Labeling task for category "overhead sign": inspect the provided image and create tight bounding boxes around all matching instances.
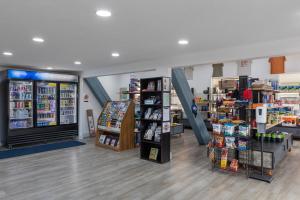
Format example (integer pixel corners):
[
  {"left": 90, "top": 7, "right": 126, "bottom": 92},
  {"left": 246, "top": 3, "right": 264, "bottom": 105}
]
[{"left": 7, "top": 69, "right": 78, "bottom": 82}]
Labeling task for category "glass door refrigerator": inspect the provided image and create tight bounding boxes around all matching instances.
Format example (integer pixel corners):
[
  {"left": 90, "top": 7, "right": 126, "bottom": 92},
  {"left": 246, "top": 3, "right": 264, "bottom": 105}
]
[
  {"left": 9, "top": 81, "right": 34, "bottom": 129},
  {"left": 6, "top": 69, "right": 79, "bottom": 148},
  {"left": 60, "top": 83, "right": 77, "bottom": 125},
  {"left": 36, "top": 82, "right": 57, "bottom": 127}
]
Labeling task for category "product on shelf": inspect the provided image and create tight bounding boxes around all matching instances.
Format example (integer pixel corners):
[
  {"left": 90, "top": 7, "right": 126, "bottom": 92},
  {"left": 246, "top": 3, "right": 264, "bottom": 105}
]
[
  {"left": 98, "top": 101, "right": 130, "bottom": 130},
  {"left": 144, "top": 108, "right": 162, "bottom": 120},
  {"left": 224, "top": 123, "right": 235, "bottom": 136},
  {"left": 281, "top": 115, "right": 298, "bottom": 127},
  {"left": 144, "top": 96, "right": 161, "bottom": 105},
  {"left": 230, "top": 159, "right": 239, "bottom": 172},
  {"left": 9, "top": 81, "right": 33, "bottom": 129},
  {"left": 36, "top": 82, "right": 57, "bottom": 127},
  {"left": 149, "top": 148, "right": 159, "bottom": 160},
  {"left": 144, "top": 122, "right": 157, "bottom": 140},
  {"left": 60, "top": 83, "right": 77, "bottom": 124},
  {"left": 212, "top": 123, "right": 223, "bottom": 134},
  {"left": 238, "top": 124, "right": 250, "bottom": 136},
  {"left": 225, "top": 137, "right": 236, "bottom": 149}
]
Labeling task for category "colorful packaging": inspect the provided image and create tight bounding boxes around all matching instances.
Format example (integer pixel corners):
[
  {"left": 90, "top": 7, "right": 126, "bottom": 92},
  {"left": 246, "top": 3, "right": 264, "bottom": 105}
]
[
  {"left": 238, "top": 139, "right": 247, "bottom": 151},
  {"left": 215, "top": 135, "right": 224, "bottom": 148},
  {"left": 225, "top": 137, "right": 236, "bottom": 149},
  {"left": 224, "top": 123, "right": 235, "bottom": 136},
  {"left": 220, "top": 148, "right": 228, "bottom": 169},
  {"left": 213, "top": 123, "right": 223, "bottom": 134},
  {"left": 230, "top": 159, "right": 239, "bottom": 172},
  {"left": 239, "top": 124, "right": 250, "bottom": 136}
]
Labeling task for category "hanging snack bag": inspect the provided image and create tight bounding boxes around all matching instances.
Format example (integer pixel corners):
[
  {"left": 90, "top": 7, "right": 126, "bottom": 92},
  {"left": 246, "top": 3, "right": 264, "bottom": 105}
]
[
  {"left": 224, "top": 123, "right": 235, "bottom": 136},
  {"left": 230, "top": 159, "right": 239, "bottom": 172},
  {"left": 213, "top": 123, "right": 223, "bottom": 134},
  {"left": 239, "top": 124, "right": 250, "bottom": 136},
  {"left": 220, "top": 148, "right": 228, "bottom": 169},
  {"left": 238, "top": 139, "right": 247, "bottom": 151},
  {"left": 225, "top": 137, "right": 236, "bottom": 149},
  {"left": 215, "top": 135, "right": 224, "bottom": 148}
]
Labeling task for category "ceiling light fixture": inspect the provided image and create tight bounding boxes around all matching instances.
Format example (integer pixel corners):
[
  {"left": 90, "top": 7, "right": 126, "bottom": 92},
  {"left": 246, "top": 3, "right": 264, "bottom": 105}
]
[
  {"left": 96, "top": 9, "right": 112, "bottom": 17},
  {"left": 2, "top": 51, "right": 13, "bottom": 56},
  {"left": 74, "top": 61, "right": 82, "bottom": 65},
  {"left": 32, "top": 37, "right": 45, "bottom": 43},
  {"left": 178, "top": 39, "right": 189, "bottom": 45},
  {"left": 46, "top": 67, "right": 53, "bottom": 70},
  {"left": 111, "top": 52, "right": 120, "bottom": 57}
]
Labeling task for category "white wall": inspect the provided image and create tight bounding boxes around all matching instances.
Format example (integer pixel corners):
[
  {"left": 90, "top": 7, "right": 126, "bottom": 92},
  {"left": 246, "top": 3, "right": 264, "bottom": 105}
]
[
  {"left": 79, "top": 79, "right": 102, "bottom": 139},
  {"left": 98, "top": 67, "right": 171, "bottom": 101}
]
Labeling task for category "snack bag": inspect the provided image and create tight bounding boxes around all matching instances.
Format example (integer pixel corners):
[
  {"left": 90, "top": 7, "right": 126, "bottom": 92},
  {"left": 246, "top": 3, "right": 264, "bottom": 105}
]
[
  {"left": 230, "top": 159, "right": 239, "bottom": 172},
  {"left": 238, "top": 139, "right": 247, "bottom": 151},
  {"left": 225, "top": 137, "right": 236, "bottom": 149},
  {"left": 239, "top": 124, "right": 250, "bottom": 136},
  {"left": 213, "top": 123, "right": 223, "bottom": 134},
  {"left": 220, "top": 148, "right": 228, "bottom": 169},
  {"left": 215, "top": 135, "right": 224, "bottom": 148},
  {"left": 224, "top": 123, "right": 235, "bottom": 136}
]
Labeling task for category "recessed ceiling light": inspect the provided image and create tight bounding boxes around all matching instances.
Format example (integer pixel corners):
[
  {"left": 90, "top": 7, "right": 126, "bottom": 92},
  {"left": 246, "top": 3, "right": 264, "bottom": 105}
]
[
  {"left": 96, "top": 9, "right": 112, "bottom": 17},
  {"left": 32, "top": 37, "right": 45, "bottom": 43},
  {"left": 178, "top": 39, "right": 189, "bottom": 45},
  {"left": 46, "top": 67, "right": 53, "bottom": 70},
  {"left": 2, "top": 51, "right": 13, "bottom": 56},
  {"left": 111, "top": 52, "right": 120, "bottom": 57},
  {"left": 74, "top": 61, "right": 82, "bottom": 65}
]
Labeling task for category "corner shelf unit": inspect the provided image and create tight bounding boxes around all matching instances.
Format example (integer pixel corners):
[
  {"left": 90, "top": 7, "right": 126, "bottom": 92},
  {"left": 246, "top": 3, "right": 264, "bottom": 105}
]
[
  {"left": 140, "top": 77, "right": 171, "bottom": 164},
  {"left": 96, "top": 101, "right": 135, "bottom": 151}
]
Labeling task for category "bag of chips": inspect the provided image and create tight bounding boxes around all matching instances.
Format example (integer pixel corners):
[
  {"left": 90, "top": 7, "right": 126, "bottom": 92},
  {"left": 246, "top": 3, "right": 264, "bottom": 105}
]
[
  {"left": 225, "top": 137, "right": 236, "bottom": 149},
  {"left": 230, "top": 159, "right": 239, "bottom": 172},
  {"left": 224, "top": 123, "right": 235, "bottom": 136},
  {"left": 213, "top": 123, "right": 223, "bottom": 134}
]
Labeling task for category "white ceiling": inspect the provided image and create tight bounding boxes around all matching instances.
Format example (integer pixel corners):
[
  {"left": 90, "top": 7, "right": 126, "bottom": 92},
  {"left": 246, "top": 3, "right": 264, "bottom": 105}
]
[{"left": 1, "top": 0, "right": 300, "bottom": 72}]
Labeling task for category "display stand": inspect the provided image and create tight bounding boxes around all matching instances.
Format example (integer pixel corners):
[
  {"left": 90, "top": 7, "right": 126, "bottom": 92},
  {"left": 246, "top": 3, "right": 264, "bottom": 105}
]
[
  {"left": 140, "top": 77, "right": 171, "bottom": 163},
  {"left": 95, "top": 101, "right": 135, "bottom": 151},
  {"left": 249, "top": 121, "right": 273, "bottom": 183}
]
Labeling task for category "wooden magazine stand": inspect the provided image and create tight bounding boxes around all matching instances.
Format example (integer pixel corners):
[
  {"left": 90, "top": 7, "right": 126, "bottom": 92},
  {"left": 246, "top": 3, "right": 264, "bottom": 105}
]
[{"left": 95, "top": 101, "right": 135, "bottom": 151}]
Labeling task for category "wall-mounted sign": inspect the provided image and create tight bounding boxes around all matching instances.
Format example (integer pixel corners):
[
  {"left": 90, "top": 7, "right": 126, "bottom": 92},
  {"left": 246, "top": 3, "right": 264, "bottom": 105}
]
[
  {"left": 7, "top": 69, "right": 78, "bottom": 82},
  {"left": 84, "top": 94, "right": 89, "bottom": 102}
]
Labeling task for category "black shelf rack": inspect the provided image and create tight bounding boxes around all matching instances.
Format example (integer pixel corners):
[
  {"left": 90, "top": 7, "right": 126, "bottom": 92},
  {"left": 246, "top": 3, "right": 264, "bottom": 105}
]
[{"left": 140, "top": 77, "right": 171, "bottom": 164}]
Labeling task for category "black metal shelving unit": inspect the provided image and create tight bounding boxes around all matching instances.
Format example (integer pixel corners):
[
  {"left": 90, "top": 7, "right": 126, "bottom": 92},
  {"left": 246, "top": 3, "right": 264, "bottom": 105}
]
[{"left": 140, "top": 77, "right": 171, "bottom": 164}]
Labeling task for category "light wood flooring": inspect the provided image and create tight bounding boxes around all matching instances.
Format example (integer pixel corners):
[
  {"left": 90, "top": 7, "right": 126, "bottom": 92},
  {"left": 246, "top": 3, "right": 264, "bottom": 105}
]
[{"left": 0, "top": 130, "right": 300, "bottom": 200}]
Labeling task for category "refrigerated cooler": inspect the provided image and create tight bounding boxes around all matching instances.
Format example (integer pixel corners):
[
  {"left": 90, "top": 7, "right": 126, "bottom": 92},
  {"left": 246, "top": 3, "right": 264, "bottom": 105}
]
[
  {"left": 5, "top": 69, "right": 79, "bottom": 148},
  {"left": 60, "top": 83, "right": 77, "bottom": 125},
  {"left": 9, "top": 81, "right": 33, "bottom": 129},
  {"left": 36, "top": 82, "right": 57, "bottom": 127}
]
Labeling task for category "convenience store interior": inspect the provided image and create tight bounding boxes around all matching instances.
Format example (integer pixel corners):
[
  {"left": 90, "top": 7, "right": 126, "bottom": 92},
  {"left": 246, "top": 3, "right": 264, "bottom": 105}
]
[{"left": 2, "top": 1, "right": 300, "bottom": 199}]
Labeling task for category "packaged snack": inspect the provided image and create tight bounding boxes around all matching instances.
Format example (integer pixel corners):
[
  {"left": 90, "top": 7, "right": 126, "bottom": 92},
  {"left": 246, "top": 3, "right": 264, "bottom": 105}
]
[
  {"left": 238, "top": 139, "right": 247, "bottom": 151},
  {"left": 225, "top": 137, "right": 236, "bottom": 149},
  {"left": 224, "top": 123, "right": 235, "bottom": 136},
  {"left": 239, "top": 124, "right": 250, "bottom": 136},
  {"left": 215, "top": 135, "right": 224, "bottom": 148},
  {"left": 230, "top": 159, "right": 239, "bottom": 172},
  {"left": 213, "top": 123, "right": 223, "bottom": 134},
  {"left": 220, "top": 148, "right": 228, "bottom": 169}
]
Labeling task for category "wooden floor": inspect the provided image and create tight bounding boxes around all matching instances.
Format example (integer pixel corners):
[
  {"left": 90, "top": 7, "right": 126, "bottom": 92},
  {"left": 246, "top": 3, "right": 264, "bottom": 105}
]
[{"left": 0, "top": 130, "right": 300, "bottom": 200}]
